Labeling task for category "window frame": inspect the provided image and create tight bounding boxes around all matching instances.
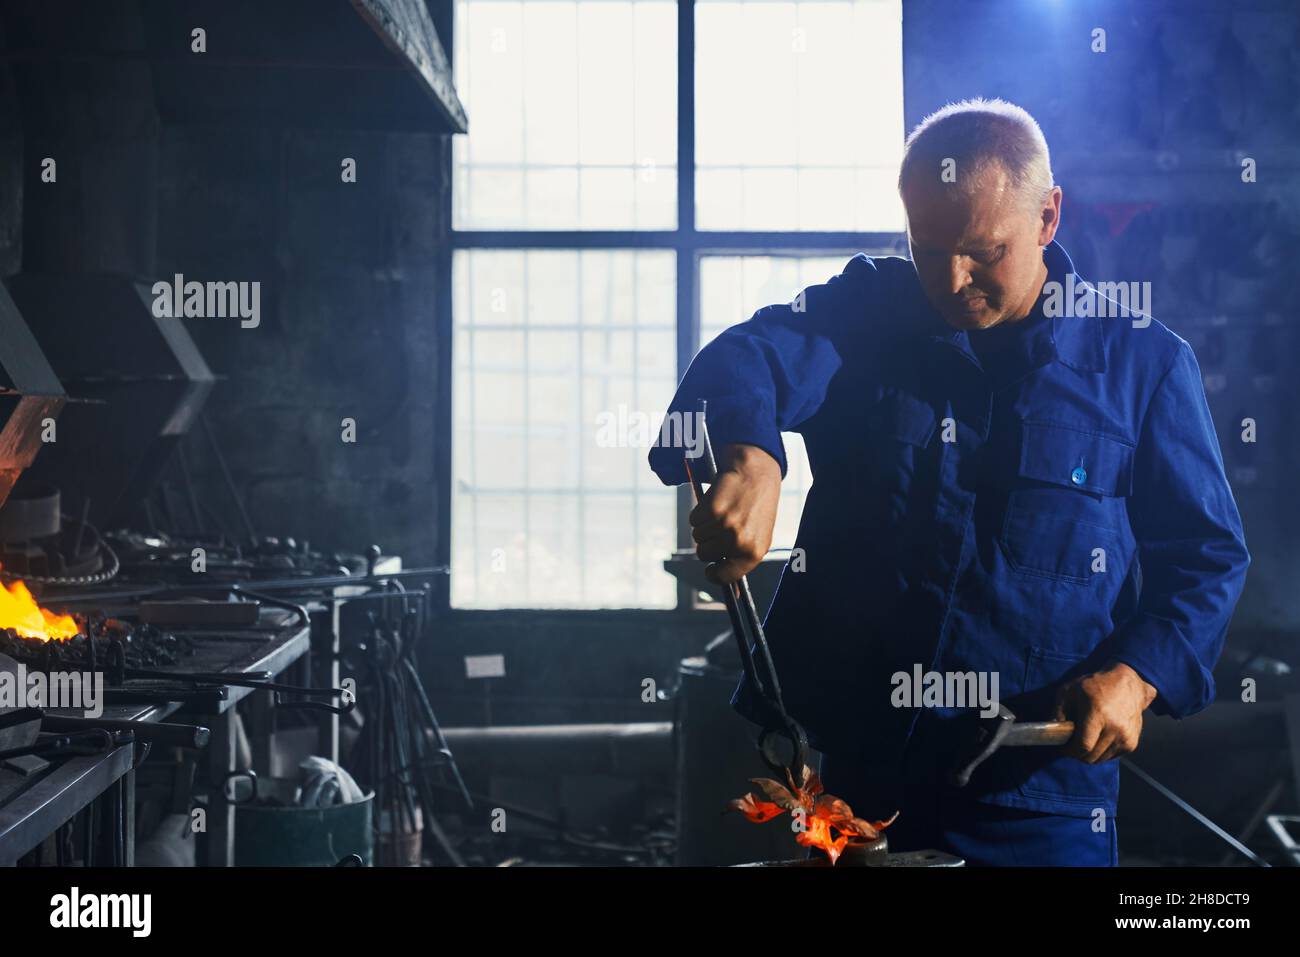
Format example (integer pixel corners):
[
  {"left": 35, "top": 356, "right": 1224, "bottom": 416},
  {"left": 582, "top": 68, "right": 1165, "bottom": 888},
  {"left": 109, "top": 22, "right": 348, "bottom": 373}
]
[{"left": 439, "top": 0, "right": 906, "bottom": 613}]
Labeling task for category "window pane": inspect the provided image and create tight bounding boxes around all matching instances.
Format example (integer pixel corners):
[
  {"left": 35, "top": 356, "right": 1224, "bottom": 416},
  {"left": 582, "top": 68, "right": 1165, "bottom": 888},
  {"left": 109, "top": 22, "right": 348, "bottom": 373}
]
[
  {"left": 453, "top": 250, "right": 677, "bottom": 608},
  {"left": 699, "top": 254, "right": 872, "bottom": 549},
  {"left": 695, "top": 0, "right": 905, "bottom": 231},
  {"left": 454, "top": 1, "right": 678, "bottom": 230}
]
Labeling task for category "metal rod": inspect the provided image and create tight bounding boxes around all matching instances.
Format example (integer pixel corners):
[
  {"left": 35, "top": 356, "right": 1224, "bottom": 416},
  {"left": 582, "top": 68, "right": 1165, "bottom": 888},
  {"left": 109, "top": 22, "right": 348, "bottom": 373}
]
[
  {"left": 176, "top": 438, "right": 205, "bottom": 537},
  {"left": 72, "top": 497, "right": 91, "bottom": 557},
  {"left": 201, "top": 414, "right": 257, "bottom": 543},
  {"left": 1121, "top": 757, "right": 1270, "bottom": 867},
  {"left": 50, "top": 567, "right": 449, "bottom": 605}
]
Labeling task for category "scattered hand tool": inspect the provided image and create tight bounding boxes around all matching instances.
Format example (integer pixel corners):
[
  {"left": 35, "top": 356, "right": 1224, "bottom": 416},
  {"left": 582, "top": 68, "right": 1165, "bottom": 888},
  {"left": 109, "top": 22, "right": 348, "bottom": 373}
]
[
  {"left": 39, "top": 714, "right": 210, "bottom": 750},
  {"left": 948, "top": 704, "right": 1074, "bottom": 787},
  {"left": 0, "top": 727, "right": 121, "bottom": 762}
]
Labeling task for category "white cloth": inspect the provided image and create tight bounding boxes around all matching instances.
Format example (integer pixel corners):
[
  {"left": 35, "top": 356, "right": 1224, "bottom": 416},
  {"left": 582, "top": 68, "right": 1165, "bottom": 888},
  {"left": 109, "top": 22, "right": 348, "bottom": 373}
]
[{"left": 297, "top": 756, "right": 365, "bottom": 806}]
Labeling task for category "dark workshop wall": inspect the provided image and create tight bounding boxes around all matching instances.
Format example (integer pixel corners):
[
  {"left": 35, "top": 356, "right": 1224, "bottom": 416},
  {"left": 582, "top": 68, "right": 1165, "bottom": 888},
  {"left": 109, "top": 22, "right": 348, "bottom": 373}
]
[
  {"left": 416, "top": 611, "right": 722, "bottom": 728},
  {"left": 154, "top": 126, "right": 445, "bottom": 565},
  {"left": 0, "top": 51, "right": 20, "bottom": 276}
]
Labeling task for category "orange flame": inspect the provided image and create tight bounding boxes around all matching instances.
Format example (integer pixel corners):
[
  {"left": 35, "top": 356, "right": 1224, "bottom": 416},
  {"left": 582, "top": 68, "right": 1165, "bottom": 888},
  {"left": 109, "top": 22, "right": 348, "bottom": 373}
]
[
  {"left": 0, "top": 579, "right": 79, "bottom": 641},
  {"left": 727, "top": 764, "right": 899, "bottom": 865}
]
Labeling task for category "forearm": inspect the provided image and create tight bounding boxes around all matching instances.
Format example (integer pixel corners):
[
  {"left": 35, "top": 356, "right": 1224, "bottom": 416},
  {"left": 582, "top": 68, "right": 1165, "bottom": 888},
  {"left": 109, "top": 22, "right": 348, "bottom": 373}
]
[{"left": 718, "top": 442, "right": 783, "bottom": 476}]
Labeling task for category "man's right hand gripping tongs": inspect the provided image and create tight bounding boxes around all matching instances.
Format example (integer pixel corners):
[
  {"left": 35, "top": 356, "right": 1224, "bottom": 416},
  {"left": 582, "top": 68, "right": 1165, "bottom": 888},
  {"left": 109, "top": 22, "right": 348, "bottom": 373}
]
[{"left": 684, "top": 400, "right": 810, "bottom": 781}]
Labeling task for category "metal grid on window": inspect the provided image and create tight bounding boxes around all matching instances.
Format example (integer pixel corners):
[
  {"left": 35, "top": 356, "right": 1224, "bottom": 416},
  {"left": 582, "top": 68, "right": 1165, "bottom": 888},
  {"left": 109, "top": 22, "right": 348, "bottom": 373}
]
[
  {"left": 694, "top": 0, "right": 905, "bottom": 232},
  {"left": 452, "top": 250, "right": 677, "bottom": 608},
  {"left": 453, "top": 0, "right": 678, "bottom": 230},
  {"left": 449, "top": 0, "right": 905, "bottom": 609}
]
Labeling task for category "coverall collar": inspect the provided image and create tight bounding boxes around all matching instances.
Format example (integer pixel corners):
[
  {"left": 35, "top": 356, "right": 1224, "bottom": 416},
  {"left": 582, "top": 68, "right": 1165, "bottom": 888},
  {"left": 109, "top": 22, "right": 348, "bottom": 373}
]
[{"left": 916, "top": 240, "right": 1106, "bottom": 379}]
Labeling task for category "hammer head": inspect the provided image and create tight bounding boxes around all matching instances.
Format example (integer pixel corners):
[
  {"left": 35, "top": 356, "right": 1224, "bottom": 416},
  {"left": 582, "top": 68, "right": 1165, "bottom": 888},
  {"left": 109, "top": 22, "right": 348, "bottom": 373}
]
[{"left": 947, "top": 704, "right": 1018, "bottom": 788}]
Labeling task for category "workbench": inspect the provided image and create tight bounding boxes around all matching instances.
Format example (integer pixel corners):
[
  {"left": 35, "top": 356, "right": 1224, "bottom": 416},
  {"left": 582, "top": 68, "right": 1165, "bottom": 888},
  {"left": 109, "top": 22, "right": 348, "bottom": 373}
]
[{"left": 0, "top": 610, "right": 312, "bottom": 867}]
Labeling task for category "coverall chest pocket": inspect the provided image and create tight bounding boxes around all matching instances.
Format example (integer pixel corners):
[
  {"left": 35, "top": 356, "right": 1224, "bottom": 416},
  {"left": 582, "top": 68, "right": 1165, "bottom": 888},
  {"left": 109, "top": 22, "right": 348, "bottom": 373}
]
[{"left": 999, "top": 423, "right": 1135, "bottom": 584}]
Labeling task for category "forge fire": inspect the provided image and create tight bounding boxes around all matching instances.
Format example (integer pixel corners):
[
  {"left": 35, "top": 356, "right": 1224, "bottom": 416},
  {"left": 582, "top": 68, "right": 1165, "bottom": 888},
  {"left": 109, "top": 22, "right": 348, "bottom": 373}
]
[
  {"left": 729, "top": 763, "right": 899, "bottom": 865},
  {"left": 0, "top": 578, "right": 78, "bottom": 641}
]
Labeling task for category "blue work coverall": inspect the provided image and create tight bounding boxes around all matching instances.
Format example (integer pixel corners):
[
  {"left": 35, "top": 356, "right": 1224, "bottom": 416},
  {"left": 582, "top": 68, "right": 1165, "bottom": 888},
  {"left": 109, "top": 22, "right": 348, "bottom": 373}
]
[{"left": 649, "top": 240, "right": 1250, "bottom": 865}]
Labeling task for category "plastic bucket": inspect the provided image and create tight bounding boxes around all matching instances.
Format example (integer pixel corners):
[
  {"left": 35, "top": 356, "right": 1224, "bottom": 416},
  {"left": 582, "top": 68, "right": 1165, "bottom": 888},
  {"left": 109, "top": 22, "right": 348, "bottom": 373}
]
[{"left": 226, "top": 773, "right": 374, "bottom": 867}]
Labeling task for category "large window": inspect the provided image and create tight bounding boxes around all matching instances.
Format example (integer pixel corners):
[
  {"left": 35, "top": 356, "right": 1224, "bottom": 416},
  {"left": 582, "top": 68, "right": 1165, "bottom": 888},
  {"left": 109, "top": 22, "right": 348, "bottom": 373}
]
[{"left": 452, "top": 0, "right": 904, "bottom": 609}]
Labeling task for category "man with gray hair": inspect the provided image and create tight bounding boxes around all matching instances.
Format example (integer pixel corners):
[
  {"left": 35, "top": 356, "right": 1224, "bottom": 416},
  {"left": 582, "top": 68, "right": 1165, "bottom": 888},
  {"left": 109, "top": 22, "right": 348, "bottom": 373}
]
[{"left": 650, "top": 98, "right": 1248, "bottom": 865}]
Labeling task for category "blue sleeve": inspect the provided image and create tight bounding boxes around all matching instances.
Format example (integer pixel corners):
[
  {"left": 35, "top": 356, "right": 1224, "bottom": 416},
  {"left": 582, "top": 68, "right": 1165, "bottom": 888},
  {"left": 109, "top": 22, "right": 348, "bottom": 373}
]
[
  {"left": 1102, "top": 340, "right": 1250, "bottom": 718},
  {"left": 647, "top": 254, "right": 879, "bottom": 485}
]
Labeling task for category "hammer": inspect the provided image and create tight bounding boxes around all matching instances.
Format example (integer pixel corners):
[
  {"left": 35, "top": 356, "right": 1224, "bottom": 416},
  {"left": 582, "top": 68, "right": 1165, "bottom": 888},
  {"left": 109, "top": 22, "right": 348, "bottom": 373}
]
[{"left": 949, "top": 705, "right": 1074, "bottom": 787}]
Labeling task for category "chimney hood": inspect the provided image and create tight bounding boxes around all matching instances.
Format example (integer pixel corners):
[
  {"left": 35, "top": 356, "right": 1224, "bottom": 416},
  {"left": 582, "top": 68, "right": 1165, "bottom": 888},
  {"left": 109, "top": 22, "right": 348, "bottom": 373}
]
[
  {"left": 4, "top": 274, "right": 215, "bottom": 530},
  {"left": 142, "top": 0, "right": 468, "bottom": 132},
  {"left": 0, "top": 284, "right": 67, "bottom": 513},
  {"left": 1, "top": 0, "right": 467, "bottom": 134}
]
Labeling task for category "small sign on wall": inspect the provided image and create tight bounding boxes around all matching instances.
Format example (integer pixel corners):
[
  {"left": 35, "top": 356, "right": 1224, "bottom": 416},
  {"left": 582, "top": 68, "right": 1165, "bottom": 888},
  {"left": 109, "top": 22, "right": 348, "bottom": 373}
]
[{"left": 464, "top": 654, "right": 505, "bottom": 679}]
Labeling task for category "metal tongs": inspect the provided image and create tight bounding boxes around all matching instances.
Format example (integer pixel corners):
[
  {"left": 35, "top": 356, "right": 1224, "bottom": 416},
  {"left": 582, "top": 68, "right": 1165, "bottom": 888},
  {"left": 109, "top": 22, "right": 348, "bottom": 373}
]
[
  {"left": 684, "top": 400, "right": 810, "bottom": 781},
  {"left": 0, "top": 728, "right": 121, "bottom": 762}
]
